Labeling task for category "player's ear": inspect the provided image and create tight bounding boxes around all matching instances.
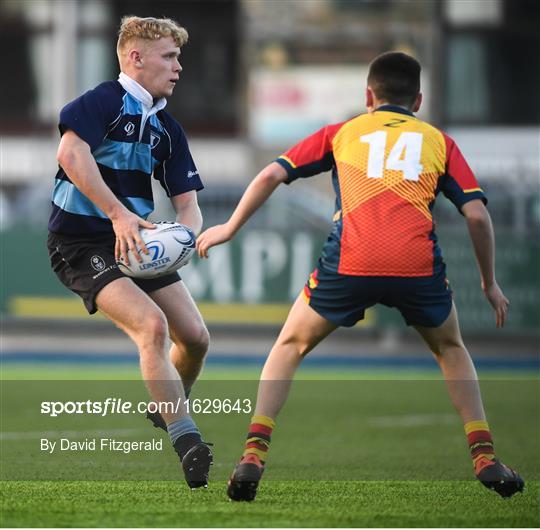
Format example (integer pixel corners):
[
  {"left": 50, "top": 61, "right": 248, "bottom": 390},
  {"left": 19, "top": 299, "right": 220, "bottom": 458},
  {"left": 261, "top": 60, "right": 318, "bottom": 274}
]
[
  {"left": 128, "top": 49, "right": 144, "bottom": 68},
  {"left": 366, "top": 86, "right": 375, "bottom": 112},
  {"left": 413, "top": 92, "right": 422, "bottom": 112}
]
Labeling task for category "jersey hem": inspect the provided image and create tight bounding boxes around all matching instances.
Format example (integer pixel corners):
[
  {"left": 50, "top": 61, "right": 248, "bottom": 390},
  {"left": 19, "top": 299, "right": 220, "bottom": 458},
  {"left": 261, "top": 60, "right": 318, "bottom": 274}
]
[{"left": 335, "top": 268, "right": 435, "bottom": 277}]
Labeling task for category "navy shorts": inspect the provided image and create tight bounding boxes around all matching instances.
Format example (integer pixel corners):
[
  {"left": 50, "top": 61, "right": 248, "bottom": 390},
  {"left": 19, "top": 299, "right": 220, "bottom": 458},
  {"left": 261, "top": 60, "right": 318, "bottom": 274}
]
[
  {"left": 303, "top": 262, "right": 453, "bottom": 328},
  {"left": 47, "top": 231, "right": 180, "bottom": 315}
]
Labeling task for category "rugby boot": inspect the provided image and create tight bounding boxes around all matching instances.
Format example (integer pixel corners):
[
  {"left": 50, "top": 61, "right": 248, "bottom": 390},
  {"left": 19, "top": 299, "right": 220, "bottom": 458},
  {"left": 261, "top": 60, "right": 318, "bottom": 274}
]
[
  {"left": 476, "top": 457, "right": 524, "bottom": 498},
  {"left": 227, "top": 454, "right": 264, "bottom": 501},
  {"left": 179, "top": 441, "right": 213, "bottom": 489},
  {"left": 147, "top": 409, "right": 212, "bottom": 489}
]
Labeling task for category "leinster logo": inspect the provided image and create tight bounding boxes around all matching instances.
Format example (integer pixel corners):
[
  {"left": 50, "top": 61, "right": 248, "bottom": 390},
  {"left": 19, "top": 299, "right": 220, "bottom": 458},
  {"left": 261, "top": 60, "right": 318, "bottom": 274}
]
[
  {"left": 90, "top": 255, "right": 106, "bottom": 272},
  {"left": 145, "top": 240, "right": 165, "bottom": 261}
]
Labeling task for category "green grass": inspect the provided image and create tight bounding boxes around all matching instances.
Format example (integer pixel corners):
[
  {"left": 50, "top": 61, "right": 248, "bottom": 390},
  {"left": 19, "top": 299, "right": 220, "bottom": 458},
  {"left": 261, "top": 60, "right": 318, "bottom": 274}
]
[
  {"left": 1, "top": 480, "right": 538, "bottom": 527},
  {"left": 1, "top": 364, "right": 539, "bottom": 526}
]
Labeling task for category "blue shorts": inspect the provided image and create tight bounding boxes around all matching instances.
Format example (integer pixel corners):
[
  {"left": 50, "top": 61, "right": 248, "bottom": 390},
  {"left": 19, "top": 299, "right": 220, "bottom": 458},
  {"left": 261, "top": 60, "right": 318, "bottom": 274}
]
[{"left": 303, "top": 262, "right": 453, "bottom": 328}]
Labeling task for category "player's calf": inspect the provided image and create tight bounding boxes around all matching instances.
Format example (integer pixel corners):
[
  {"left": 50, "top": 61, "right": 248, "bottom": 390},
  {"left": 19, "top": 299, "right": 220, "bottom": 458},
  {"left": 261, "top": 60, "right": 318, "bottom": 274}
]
[{"left": 145, "top": 388, "right": 193, "bottom": 432}]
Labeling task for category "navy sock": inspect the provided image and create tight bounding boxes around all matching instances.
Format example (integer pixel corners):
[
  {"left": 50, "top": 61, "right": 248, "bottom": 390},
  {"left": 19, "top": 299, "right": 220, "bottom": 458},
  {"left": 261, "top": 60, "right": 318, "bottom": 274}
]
[{"left": 168, "top": 416, "right": 201, "bottom": 459}]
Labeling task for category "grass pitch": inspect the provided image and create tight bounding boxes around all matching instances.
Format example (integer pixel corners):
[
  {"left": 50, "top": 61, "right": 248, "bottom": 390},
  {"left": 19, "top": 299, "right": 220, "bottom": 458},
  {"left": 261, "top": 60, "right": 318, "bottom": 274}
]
[
  {"left": 2, "top": 480, "right": 539, "bottom": 528},
  {"left": 1, "top": 363, "right": 538, "bottom": 527}
]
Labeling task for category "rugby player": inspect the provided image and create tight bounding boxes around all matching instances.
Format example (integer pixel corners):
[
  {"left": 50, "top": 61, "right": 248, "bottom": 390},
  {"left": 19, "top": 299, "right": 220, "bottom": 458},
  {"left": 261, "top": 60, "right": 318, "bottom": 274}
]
[
  {"left": 47, "top": 16, "right": 212, "bottom": 488},
  {"left": 197, "top": 52, "right": 524, "bottom": 500}
]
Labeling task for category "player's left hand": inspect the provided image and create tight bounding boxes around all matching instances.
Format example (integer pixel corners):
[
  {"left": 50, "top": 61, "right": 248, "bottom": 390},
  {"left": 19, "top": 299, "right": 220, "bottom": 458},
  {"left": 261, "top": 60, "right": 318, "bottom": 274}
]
[
  {"left": 482, "top": 281, "right": 509, "bottom": 328},
  {"left": 196, "top": 224, "right": 233, "bottom": 258}
]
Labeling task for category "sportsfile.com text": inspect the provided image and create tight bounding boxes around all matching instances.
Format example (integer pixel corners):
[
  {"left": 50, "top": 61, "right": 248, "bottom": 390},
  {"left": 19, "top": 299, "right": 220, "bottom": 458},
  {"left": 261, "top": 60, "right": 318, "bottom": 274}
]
[{"left": 40, "top": 397, "right": 253, "bottom": 417}]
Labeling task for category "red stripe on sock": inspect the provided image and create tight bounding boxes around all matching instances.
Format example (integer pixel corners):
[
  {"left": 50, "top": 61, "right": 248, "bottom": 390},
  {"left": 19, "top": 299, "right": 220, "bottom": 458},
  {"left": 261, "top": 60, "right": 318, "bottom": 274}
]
[
  {"left": 250, "top": 423, "right": 273, "bottom": 437},
  {"left": 246, "top": 441, "right": 268, "bottom": 451},
  {"left": 467, "top": 430, "right": 492, "bottom": 445},
  {"left": 471, "top": 446, "right": 494, "bottom": 457}
]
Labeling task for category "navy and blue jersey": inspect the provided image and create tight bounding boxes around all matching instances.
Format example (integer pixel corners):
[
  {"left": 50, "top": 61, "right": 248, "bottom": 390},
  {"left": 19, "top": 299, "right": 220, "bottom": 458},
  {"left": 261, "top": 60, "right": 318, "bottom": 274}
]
[{"left": 48, "top": 79, "right": 203, "bottom": 235}]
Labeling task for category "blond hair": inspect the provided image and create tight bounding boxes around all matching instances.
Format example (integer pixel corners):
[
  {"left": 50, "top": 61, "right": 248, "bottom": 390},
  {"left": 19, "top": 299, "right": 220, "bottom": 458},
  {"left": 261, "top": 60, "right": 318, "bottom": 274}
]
[{"left": 117, "top": 16, "right": 188, "bottom": 60}]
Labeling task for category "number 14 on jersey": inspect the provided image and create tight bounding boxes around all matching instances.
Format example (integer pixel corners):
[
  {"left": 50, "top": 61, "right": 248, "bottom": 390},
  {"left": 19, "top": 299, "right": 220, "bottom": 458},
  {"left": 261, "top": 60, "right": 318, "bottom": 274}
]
[{"left": 360, "top": 131, "right": 424, "bottom": 182}]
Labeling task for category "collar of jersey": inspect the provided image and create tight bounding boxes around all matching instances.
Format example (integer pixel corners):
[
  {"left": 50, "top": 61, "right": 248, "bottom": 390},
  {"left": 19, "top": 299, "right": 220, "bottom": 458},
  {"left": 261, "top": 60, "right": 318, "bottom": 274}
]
[
  {"left": 374, "top": 104, "right": 414, "bottom": 117},
  {"left": 118, "top": 72, "right": 167, "bottom": 113}
]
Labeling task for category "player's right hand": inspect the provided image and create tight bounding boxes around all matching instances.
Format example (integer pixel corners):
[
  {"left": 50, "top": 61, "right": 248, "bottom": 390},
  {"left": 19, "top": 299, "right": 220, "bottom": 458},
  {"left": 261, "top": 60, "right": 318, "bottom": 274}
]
[
  {"left": 111, "top": 210, "right": 156, "bottom": 265},
  {"left": 482, "top": 281, "right": 509, "bottom": 328},
  {"left": 196, "top": 224, "right": 233, "bottom": 258}
]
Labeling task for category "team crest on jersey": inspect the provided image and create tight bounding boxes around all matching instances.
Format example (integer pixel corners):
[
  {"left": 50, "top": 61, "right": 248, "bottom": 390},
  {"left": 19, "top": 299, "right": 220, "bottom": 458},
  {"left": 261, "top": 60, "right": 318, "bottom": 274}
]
[
  {"left": 90, "top": 255, "right": 106, "bottom": 272},
  {"left": 150, "top": 131, "right": 161, "bottom": 149},
  {"left": 124, "top": 122, "right": 135, "bottom": 136}
]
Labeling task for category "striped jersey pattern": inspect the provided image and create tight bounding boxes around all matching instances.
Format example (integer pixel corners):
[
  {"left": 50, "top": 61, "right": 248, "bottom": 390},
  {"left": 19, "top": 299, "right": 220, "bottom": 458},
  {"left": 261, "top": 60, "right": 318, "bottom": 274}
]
[{"left": 49, "top": 79, "right": 203, "bottom": 235}]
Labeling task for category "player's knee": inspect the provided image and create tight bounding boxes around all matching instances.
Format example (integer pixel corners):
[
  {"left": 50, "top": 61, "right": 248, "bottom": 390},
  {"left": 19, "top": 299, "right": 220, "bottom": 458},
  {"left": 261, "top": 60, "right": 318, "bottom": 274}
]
[
  {"left": 277, "top": 334, "right": 312, "bottom": 358},
  {"left": 433, "top": 336, "right": 466, "bottom": 357},
  {"left": 140, "top": 311, "right": 169, "bottom": 350},
  {"left": 177, "top": 324, "right": 210, "bottom": 359}
]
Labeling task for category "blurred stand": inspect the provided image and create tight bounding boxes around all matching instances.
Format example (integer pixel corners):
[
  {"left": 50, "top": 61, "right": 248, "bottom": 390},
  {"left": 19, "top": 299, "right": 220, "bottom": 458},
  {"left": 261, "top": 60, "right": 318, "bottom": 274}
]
[
  {"left": 1, "top": 0, "right": 538, "bottom": 355},
  {"left": 3, "top": 317, "right": 539, "bottom": 363}
]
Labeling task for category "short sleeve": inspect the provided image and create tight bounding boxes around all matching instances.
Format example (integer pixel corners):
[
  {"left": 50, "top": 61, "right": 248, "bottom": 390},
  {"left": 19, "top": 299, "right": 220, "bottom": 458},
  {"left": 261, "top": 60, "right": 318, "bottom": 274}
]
[
  {"left": 438, "top": 133, "right": 487, "bottom": 212},
  {"left": 58, "top": 82, "right": 122, "bottom": 151},
  {"left": 275, "top": 122, "right": 344, "bottom": 184},
  {"left": 154, "top": 115, "right": 203, "bottom": 197}
]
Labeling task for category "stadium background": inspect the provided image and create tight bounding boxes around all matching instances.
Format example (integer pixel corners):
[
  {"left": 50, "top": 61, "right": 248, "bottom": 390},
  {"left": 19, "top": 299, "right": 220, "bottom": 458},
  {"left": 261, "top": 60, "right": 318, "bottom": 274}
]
[
  {"left": 1, "top": 0, "right": 538, "bottom": 357},
  {"left": 1, "top": 1, "right": 539, "bottom": 527}
]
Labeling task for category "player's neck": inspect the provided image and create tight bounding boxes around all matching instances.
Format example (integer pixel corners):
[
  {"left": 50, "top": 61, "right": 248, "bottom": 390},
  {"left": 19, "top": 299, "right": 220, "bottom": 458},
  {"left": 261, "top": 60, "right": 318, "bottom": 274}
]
[{"left": 374, "top": 101, "right": 412, "bottom": 112}]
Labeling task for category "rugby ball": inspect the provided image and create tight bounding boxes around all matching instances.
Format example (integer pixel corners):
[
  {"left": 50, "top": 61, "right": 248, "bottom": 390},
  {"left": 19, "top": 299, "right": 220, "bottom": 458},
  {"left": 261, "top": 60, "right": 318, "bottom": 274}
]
[{"left": 117, "top": 222, "right": 196, "bottom": 279}]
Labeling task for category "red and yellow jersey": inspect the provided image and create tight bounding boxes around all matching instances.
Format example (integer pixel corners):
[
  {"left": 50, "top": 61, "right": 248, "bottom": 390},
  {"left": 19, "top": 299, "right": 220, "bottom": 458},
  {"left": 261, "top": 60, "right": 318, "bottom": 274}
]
[{"left": 276, "top": 105, "right": 486, "bottom": 277}]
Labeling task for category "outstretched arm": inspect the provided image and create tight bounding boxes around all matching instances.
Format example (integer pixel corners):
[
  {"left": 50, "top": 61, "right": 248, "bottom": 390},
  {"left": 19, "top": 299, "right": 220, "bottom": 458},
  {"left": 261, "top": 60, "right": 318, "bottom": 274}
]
[
  {"left": 461, "top": 199, "right": 509, "bottom": 327},
  {"left": 57, "top": 130, "right": 155, "bottom": 263},
  {"left": 196, "top": 162, "right": 288, "bottom": 257}
]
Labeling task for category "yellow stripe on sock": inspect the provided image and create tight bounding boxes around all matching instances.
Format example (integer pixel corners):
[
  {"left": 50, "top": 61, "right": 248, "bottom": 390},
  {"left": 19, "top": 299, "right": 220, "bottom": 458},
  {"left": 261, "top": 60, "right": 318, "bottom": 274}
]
[
  {"left": 470, "top": 442, "right": 493, "bottom": 451},
  {"left": 252, "top": 415, "right": 276, "bottom": 429},
  {"left": 464, "top": 420, "right": 490, "bottom": 435},
  {"left": 243, "top": 447, "right": 268, "bottom": 460},
  {"left": 246, "top": 437, "right": 270, "bottom": 448}
]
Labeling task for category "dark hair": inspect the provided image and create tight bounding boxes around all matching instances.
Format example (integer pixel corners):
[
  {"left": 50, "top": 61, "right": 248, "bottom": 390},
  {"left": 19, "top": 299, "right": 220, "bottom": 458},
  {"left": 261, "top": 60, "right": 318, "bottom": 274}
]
[{"left": 367, "top": 52, "right": 421, "bottom": 108}]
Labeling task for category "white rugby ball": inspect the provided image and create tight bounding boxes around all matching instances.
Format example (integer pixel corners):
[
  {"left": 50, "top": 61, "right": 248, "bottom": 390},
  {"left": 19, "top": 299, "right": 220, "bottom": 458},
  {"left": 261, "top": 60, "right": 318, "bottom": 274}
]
[{"left": 117, "top": 222, "right": 196, "bottom": 279}]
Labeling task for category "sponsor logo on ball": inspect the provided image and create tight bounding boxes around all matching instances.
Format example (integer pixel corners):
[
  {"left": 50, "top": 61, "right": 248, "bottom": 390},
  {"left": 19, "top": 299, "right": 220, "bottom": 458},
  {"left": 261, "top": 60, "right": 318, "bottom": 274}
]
[
  {"left": 138, "top": 240, "right": 170, "bottom": 272},
  {"left": 139, "top": 257, "right": 171, "bottom": 271},
  {"left": 145, "top": 240, "right": 165, "bottom": 261}
]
